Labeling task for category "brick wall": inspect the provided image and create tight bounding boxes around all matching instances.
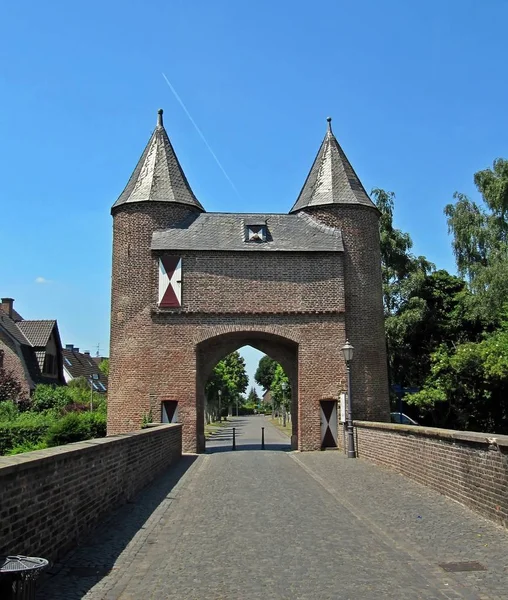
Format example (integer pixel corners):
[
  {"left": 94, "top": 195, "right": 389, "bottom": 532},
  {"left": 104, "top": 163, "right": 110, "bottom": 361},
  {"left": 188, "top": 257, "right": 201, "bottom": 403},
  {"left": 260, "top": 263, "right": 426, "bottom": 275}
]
[
  {"left": 350, "top": 421, "right": 508, "bottom": 528},
  {"left": 304, "top": 206, "right": 390, "bottom": 422},
  {"left": 110, "top": 201, "right": 389, "bottom": 453},
  {"left": 153, "top": 251, "right": 345, "bottom": 314},
  {"left": 0, "top": 334, "right": 31, "bottom": 397},
  {"left": 0, "top": 424, "right": 182, "bottom": 561},
  {"left": 109, "top": 203, "right": 351, "bottom": 452}
]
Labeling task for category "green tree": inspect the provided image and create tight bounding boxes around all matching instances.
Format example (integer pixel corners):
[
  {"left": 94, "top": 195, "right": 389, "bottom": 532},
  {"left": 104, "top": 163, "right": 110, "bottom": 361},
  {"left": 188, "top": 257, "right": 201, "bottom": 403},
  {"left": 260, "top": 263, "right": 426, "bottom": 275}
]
[
  {"left": 254, "top": 355, "right": 277, "bottom": 392},
  {"left": 270, "top": 364, "right": 291, "bottom": 412},
  {"left": 407, "top": 328, "right": 508, "bottom": 433},
  {"left": 445, "top": 158, "right": 508, "bottom": 320},
  {"left": 403, "top": 159, "right": 508, "bottom": 431},
  {"left": 246, "top": 387, "right": 260, "bottom": 406},
  {"left": 372, "top": 188, "right": 434, "bottom": 316},
  {"left": 386, "top": 270, "right": 480, "bottom": 389},
  {"left": 206, "top": 351, "right": 248, "bottom": 420},
  {"left": 99, "top": 358, "right": 109, "bottom": 376}
]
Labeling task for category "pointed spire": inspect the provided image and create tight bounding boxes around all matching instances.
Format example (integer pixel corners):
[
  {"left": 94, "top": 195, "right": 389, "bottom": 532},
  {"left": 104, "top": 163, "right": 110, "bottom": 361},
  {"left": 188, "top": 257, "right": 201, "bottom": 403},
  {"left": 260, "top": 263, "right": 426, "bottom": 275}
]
[
  {"left": 112, "top": 109, "right": 204, "bottom": 212},
  {"left": 290, "top": 118, "right": 376, "bottom": 213}
]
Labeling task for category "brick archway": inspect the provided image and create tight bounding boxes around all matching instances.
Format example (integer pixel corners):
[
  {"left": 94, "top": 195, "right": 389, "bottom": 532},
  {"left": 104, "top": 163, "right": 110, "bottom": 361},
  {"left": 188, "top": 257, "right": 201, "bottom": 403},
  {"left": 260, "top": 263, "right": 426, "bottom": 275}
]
[
  {"left": 195, "top": 331, "right": 299, "bottom": 452},
  {"left": 108, "top": 112, "right": 390, "bottom": 454}
]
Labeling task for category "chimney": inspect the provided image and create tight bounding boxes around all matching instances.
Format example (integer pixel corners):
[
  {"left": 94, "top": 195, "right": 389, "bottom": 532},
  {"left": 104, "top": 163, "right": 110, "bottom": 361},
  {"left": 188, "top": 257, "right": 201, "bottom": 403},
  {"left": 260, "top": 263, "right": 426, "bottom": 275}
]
[
  {"left": 84, "top": 351, "right": 90, "bottom": 356},
  {"left": 74, "top": 347, "right": 79, "bottom": 353},
  {"left": 66, "top": 344, "right": 74, "bottom": 351},
  {"left": 1, "top": 298, "right": 14, "bottom": 319}
]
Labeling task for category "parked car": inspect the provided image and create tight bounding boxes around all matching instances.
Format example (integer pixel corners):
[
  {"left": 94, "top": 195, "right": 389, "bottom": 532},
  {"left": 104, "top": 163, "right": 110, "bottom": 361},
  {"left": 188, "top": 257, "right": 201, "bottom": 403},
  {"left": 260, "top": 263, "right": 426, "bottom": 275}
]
[{"left": 390, "top": 412, "right": 419, "bottom": 426}]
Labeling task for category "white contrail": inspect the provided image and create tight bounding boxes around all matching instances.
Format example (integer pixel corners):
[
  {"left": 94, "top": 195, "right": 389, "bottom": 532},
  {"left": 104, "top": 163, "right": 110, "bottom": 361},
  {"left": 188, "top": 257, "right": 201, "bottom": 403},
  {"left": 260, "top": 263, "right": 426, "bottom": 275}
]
[{"left": 162, "top": 72, "right": 241, "bottom": 199}]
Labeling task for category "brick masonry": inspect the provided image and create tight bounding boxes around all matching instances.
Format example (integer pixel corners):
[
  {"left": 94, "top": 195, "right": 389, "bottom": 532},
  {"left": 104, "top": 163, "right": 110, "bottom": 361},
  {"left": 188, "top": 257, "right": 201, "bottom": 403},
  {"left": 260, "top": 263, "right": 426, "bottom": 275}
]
[
  {"left": 0, "top": 424, "right": 182, "bottom": 561},
  {"left": 108, "top": 199, "right": 390, "bottom": 453},
  {"left": 0, "top": 332, "right": 31, "bottom": 398},
  {"left": 304, "top": 205, "right": 390, "bottom": 422},
  {"left": 344, "top": 421, "right": 508, "bottom": 528}
]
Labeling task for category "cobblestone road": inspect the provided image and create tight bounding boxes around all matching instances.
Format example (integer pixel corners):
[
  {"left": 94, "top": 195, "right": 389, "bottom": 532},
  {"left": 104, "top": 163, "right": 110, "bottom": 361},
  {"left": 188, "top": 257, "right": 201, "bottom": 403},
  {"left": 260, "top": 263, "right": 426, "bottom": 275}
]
[{"left": 40, "top": 416, "right": 508, "bottom": 600}]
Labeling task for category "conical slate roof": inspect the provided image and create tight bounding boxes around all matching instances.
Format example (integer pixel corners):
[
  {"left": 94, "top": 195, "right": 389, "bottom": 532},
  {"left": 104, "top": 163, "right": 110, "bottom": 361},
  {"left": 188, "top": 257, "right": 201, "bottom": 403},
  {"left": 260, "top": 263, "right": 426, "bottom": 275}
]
[
  {"left": 290, "top": 118, "right": 376, "bottom": 213},
  {"left": 112, "top": 110, "right": 204, "bottom": 211}
]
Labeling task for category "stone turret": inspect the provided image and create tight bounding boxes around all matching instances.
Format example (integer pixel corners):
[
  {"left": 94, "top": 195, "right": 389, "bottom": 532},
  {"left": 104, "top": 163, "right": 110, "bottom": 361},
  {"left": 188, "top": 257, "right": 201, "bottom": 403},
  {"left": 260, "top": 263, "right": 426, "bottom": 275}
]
[
  {"left": 291, "top": 118, "right": 389, "bottom": 421},
  {"left": 109, "top": 110, "right": 204, "bottom": 435}
]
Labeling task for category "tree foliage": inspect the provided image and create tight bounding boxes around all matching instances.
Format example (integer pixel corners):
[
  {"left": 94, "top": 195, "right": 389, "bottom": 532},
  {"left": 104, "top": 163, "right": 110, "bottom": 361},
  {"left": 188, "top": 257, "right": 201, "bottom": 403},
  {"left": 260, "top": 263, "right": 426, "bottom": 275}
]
[
  {"left": 254, "top": 356, "right": 277, "bottom": 392},
  {"left": 99, "top": 358, "right": 109, "bottom": 376},
  {"left": 372, "top": 188, "right": 434, "bottom": 316},
  {"left": 246, "top": 387, "right": 260, "bottom": 406},
  {"left": 445, "top": 158, "right": 508, "bottom": 320},
  {"left": 205, "top": 351, "right": 248, "bottom": 418},
  {"left": 380, "top": 158, "right": 508, "bottom": 433},
  {"left": 270, "top": 364, "right": 291, "bottom": 411}
]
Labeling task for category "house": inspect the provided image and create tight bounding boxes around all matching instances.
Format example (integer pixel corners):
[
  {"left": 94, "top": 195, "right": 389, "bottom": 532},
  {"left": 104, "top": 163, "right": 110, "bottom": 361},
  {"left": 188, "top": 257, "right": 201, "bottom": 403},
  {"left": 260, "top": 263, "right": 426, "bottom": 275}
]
[
  {"left": 0, "top": 297, "right": 65, "bottom": 397},
  {"left": 262, "top": 390, "right": 272, "bottom": 406},
  {"left": 62, "top": 344, "right": 108, "bottom": 393}
]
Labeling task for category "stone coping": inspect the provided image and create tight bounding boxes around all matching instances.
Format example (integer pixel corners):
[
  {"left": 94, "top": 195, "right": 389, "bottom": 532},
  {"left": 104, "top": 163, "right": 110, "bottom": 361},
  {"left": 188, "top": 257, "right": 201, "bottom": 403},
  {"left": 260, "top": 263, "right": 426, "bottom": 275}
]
[
  {"left": 0, "top": 424, "right": 182, "bottom": 475},
  {"left": 353, "top": 421, "right": 508, "bottom": 449}
]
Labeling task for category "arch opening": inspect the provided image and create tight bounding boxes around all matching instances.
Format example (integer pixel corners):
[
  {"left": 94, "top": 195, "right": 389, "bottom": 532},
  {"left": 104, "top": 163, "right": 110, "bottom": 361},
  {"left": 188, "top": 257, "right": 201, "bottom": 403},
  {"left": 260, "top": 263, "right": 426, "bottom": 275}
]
[{"left": 195, "top": 332, "right": 299, "bottom": 452}]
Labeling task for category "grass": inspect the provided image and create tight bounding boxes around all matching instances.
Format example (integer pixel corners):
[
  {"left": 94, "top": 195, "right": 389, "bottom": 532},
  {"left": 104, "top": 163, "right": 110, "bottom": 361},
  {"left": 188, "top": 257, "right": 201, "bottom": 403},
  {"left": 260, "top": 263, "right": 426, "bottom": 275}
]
[
  {"left": 204, "top": 419, "right": 230, "bottom": 440},
  {"left": 269, "top": 417, "right": 292, "bottom": 438}
]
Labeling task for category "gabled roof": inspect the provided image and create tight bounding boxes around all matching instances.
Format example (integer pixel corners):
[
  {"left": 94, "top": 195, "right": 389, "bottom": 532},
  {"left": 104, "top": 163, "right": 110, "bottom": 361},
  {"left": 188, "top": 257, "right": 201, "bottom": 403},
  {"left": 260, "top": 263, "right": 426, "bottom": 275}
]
[
  {"left": 290, "top": 118, "right": 377, "bottom": 213},
  {"left": 17, "top": 320, "right": 56, "bottom": 347},
  {"left": 151, "top": 212, "right": 343, "bottom": 252},
  {"left": 11, "top": 308, "right": 23, "bottom": 322},
  {"left": 62, "top": 348, "right": 108, "bottom": 392},
  {"left": 112, "top": 109, "right": 204, "bottom": 212},
  {"left": 0, "top": 311, "right": 63, "bottom": 389},
  {"left": 0, "top": 312, "right": 30, "bottom": 346}
]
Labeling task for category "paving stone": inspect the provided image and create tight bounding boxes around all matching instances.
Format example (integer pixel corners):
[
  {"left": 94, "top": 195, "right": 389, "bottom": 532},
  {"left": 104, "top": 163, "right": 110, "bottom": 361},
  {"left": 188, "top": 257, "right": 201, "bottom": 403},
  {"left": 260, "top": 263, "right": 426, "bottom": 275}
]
[{"left": 39, "top": 416, "right": 508, "bottom": 600}]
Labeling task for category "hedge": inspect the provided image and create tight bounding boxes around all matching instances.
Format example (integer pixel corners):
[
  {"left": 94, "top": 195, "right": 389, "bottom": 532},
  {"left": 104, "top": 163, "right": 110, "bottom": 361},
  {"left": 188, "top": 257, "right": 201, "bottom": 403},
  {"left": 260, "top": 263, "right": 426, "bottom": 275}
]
[
  {"left": 0, "top": 422, "right": 52, "bottom": 455},
  {"left": 0, "top": 412, "right": 107, "bottom": 455},
  {"left": 45, "top": 412, "right": 106, "bottom": 447}
]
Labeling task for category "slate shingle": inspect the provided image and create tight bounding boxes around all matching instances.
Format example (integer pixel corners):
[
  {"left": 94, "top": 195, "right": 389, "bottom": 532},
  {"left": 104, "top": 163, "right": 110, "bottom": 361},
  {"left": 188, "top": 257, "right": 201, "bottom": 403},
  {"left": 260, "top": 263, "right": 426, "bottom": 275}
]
[
  {"left": 151, "top": 212, "right": 344, "bottom": 252},
  {"left": 62, "top": 348, "right": 108, "bottom": 392},
  {"left": 112, "top": 110, "right": 204, "bottom": 212},
  {"left": 290, "top": 119, "right": 377, "bottom": 213}
]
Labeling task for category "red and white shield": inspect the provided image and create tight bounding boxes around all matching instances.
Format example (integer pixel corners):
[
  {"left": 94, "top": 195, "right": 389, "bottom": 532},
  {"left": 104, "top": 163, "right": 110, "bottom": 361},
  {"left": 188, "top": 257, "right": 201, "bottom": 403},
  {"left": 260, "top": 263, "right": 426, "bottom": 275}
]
[{"left": 158, "top": 257, "right": 182, "bottom": 307}]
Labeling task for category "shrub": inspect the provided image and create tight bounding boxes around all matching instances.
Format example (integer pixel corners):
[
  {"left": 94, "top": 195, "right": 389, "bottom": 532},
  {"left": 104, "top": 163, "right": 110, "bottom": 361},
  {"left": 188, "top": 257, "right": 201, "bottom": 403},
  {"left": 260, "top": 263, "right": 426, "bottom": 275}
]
[
  {"left": 7, "top": 440, "right": 47, "bottom": 455},
  {"left": 31, "top": 384, "right": 72, "bottom": 412},
  {"left": 67, "top": 376, "right": 89, "bottom": 390},
  {"left": 0, "top": 367, "right": 27, "bottom": 402},
  {"left": 0, "top": 412, "right": 54, "bottom": 455},
  {"left": 80, "top": 412, "right": 107, "bottom": 438},
  {"left": 0, "top": 400, "right": 19, "bottom": 421},
  {"left": 94, "top": 396, "right": 107, "bottom": 415},
  {"left": 45, "top": 411, "right": 106, "bottom": 447}
]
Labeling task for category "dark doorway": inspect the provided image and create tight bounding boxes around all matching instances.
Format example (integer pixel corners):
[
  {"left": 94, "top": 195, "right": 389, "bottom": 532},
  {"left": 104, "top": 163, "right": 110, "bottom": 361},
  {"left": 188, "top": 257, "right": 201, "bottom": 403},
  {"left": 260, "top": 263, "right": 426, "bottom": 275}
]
[
  {"left": 161, "top": 400, "right": 178, "bottom": 423},
  {"left": 320, "top": 400, "right": 338, "bottom": 448}
]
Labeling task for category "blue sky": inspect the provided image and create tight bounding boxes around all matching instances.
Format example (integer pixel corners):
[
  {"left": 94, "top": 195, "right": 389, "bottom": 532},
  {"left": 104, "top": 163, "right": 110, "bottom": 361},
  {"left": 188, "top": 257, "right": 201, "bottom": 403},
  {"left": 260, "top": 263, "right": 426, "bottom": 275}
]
[{"left": 1, "top": 0, "right": 507, "bottom": 392}]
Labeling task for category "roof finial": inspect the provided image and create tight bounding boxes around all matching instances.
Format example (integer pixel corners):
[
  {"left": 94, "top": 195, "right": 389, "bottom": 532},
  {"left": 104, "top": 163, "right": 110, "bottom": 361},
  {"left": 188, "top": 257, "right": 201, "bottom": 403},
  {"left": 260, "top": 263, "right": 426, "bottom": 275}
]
[
  {"left": 327, "top": 116, "right": 332, "bottom": 133},
  {"left": 157, "top": 108, "right": 164, "bottom": 127}
]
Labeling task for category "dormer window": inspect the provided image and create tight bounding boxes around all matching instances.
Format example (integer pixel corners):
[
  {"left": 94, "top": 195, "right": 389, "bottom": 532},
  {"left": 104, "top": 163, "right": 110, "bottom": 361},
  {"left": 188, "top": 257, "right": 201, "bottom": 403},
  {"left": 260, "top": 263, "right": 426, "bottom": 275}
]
[{"left": 245, "top": 220, "right": 267, "bottom": 242}]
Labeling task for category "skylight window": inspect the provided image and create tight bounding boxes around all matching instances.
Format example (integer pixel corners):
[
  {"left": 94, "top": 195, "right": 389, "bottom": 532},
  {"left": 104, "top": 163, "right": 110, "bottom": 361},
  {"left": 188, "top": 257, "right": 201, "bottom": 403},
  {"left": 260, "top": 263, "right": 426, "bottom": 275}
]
[{"left": 65, "top": 358, "right": 72, "bottom": 366}]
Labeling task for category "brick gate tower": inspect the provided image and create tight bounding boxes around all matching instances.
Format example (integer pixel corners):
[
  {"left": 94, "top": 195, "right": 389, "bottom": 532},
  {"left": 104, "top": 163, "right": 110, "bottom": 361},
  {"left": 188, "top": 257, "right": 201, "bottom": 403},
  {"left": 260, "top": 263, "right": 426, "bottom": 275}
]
[{"left": 108, "top": 110, "right": 389, "bottom": 452}]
